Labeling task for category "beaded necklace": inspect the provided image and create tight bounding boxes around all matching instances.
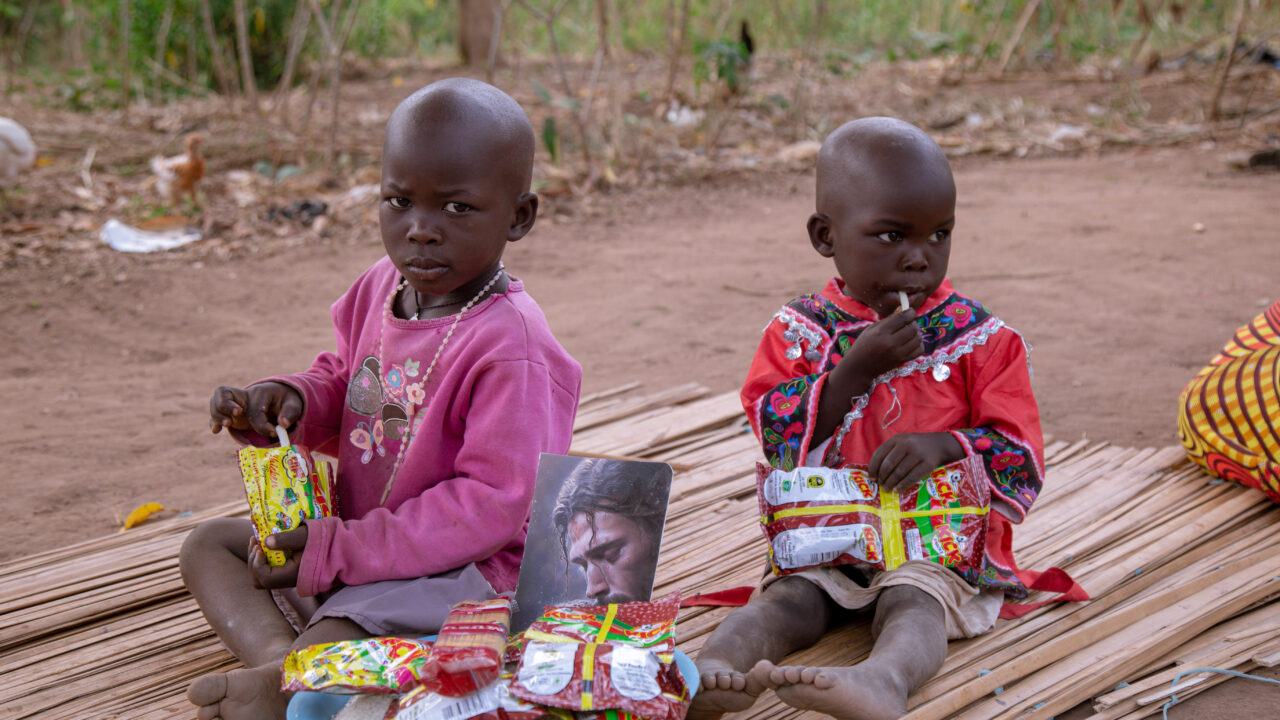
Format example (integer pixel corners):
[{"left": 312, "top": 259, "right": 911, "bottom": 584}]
[{"left": 375, "top": 262, "right": 505, "bottom": 505}]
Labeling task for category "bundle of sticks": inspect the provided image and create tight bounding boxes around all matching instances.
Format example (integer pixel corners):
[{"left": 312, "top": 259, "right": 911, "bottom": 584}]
[{"left": 1, "top": 384, "right": 1277, "bottom": 720}]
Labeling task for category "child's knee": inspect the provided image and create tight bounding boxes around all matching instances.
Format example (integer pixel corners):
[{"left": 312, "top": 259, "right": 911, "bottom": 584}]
[
  {"left": 179, "top": 517, "right": 251, "bottom": 578},
  {"left": 873, "top": 584, "right": 945, "bottom": 637},
  {"left": 762, "top": 576, "right": 830, "bottom": 613},
  {"left": 292, "top": 616, "right": 368, "bottom": 651},
  {"left": 879, "top": 584, "right": 941, "bottom": 612}
]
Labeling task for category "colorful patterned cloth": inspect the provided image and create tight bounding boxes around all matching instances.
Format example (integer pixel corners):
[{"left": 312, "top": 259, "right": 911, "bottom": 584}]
[
  {"left": 1179, "top": 300, "right": 1280, "bottom": 502},
  {"left": 742, "top": 278, "right": 1043, "bottom": 596}
]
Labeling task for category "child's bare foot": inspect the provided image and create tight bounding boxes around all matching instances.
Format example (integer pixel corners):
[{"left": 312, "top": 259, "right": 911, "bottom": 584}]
[
  {"left": 187, "top": 663, "right": 288, "bottom": 720},
  {"left": 688, "top": 657, "right": 768, "bottom": 719},
  {"left": 749, "top": 659, "right": 908, "bottom": 720}
]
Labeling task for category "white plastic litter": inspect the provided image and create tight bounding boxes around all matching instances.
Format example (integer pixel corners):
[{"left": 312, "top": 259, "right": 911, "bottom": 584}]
[
  {"left": 100, "top": 218, "right": 201, "bottom": 253},
  {"left": 1048, "top": 124, "right": 1087, "bottom": 145}
]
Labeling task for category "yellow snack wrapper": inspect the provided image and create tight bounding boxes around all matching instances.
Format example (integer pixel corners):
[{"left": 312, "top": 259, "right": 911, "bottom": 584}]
[
  {"left": 238, "top": 430, "right": 335, "bottom": 565},
  {"left": 281, "top": 637, "right": 431, "bottom": 694}
]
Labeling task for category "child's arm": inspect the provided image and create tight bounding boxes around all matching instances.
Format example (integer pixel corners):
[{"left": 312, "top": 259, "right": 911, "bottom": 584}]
[
  {"left": 812, "top": 310, "right": 923, "bottom": 445},
  {"left": 742, "top": 306, "right": 924, "bottom": 470},
  {"left": 295, "top": 358, "right": 578, "bottom": 596},
  {"left": 867, "top": 432, "right": 966, "bottom": 490},
  {"left": 246, "top": 526, "right": 308, "bottom": 590},
  {"left": 948, "top": 329, "right": 1043, "bottom": 521},
  {"left": 212, "top": 267, "right": 382, "bottom": 450},
  {"left": 209, "top": 382, "right": 303, "bottom": 437}
]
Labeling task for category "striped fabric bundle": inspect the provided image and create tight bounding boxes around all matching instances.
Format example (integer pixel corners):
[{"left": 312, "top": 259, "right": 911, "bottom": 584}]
[{"left": 1178, "top": 300, "right": 1280, "bottom": 502}]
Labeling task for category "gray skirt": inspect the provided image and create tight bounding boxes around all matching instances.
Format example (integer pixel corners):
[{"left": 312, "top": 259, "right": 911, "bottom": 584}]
[{"left": 274, "top": 563, "right": 496, "bottom": 636}]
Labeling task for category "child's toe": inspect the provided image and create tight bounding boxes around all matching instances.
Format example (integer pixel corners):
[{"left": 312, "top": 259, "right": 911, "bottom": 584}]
[{"left": 186, "top": 672, "right": 227, "bottom": 707}]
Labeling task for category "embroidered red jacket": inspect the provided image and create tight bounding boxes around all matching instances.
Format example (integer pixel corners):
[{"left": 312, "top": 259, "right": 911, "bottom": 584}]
[{"left": 742, "top": 278, "right": 1042, "bottom": 595}]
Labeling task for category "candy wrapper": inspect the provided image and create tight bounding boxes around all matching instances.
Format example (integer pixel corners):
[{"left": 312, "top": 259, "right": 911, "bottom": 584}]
[
  {"left": 509, "top": 641, "right": 688, "bottom": 720},
  {"left": 239, "top": 426, "right": 335, "bottom": 565},
  {"left": 524, "top": 592, "right": 680, "bottom": 661},
  {"left": 392, "top": 681, "right": 503, "bottom": 720},
  {"left": 281, "top": 637, "right": 432, "bottom": 694},
  {"left": 508, "top": 595, "right": 688, "bottom": 720},
  {"left": 392, "top": 672, "right": 562, "bottom": 720},
  {"left": 418, "top": 597, "right": 513, "bottom": 697},
  {"left": 757, "top": 454, "right": 989, "bottom": 575},
  {"left": 392, "top": 673, "right": 640, "bottom": 720}
]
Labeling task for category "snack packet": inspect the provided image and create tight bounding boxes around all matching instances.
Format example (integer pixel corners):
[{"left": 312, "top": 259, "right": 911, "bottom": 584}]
[
  {"left": 392, "top": 682, "right": 501, "bottom": 720},
  {"left": 508, "top": 640, "right": 688, "bottom": 720},
  {"left": 418, "top": 597, "right": 513, "bottom": 697},
  {"left": 238, "top": 425, "right": 335, "bottom": 565},
  {"left": 757, "top": 454, "right": 989, "bottom": 575},
  {"left": 523, "top": 592, "right": 680, "bottom": 661},
  {"left": 392, "top": 672, "right": 570, "bottom": 720},
  {"left": 281, "top": 637, "right": 432, "bottom": 694}
]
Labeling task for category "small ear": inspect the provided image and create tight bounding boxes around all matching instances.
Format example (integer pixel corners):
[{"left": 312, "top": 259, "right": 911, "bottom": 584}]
[
  {"left": 507, "top": 192, "right": 539, "bottom": 242},
  {"left": 808, "top": 213, "right": 834, "bottom": 257}
]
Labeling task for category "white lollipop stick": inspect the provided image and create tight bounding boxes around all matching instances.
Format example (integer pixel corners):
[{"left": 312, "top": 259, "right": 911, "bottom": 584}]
[
  {"left": 275, "top": 425, "right": 290, "bottom": 448},
  {"left": 898, "top": 291, "right": 910, "bottom": 312}
]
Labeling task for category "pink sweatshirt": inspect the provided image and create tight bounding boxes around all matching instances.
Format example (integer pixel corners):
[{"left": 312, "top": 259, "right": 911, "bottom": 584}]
[{"left": 257, "top": 258, "right": 581, "bottom": 597}]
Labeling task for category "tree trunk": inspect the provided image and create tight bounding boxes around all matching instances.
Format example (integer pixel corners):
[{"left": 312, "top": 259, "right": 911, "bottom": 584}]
[
  {"left": 273, "top": 0, "right": 313, "bottom": 123},
  {"left": 661, "top": 0, "right": 692, "bottom": 109},
  {"left": 233, "top": 0, "right": 260, "bottom": 115},
  {"left": 1208, "top": 0, "right": 1250, "bottom": 121},
  {"left": 58, "top": 0, "right": 87, "bottom": 71},
  {"left": 328, "top": 0, "right": 362, "bottom": 166},
  {"left": 459, "top": 0, "right": 501, "bottom": 67},
  {"left": 996, "top": 0, "right": 1045, "bottom": 77},
  {"left": 152, "top": 0, "right": 175, "bottom": 103},
  {"left": 120, "top": 0, "right": 131, "bottom": 109},
  {"left": 484, "top": 1, "right": 512, "bottom": 83},
  {"left": 199, "top": 0, "right": 236, "bottom": 95}
]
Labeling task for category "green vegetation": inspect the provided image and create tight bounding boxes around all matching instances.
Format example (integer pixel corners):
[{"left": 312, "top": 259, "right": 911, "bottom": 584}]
[{"left": 2, "top": 0, "right": 1273, "bottom": 110}]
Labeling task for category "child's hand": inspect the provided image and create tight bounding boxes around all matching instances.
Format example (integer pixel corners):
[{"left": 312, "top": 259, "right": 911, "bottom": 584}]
[
  {"left": 210, "top": 382, "right": 303, "bottom": 437},
  {"left": 869, "top": 432, "right": 965, "bottom": 490},
  {"left": 247, "top": 525, "right": 308, "bottom": 590},
  {"left": 841, "top": 309, "right": 924, "bottom": 382}
]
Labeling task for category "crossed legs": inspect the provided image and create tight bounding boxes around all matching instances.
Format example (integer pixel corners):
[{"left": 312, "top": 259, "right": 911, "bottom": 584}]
[{"left": 179, "top": 518, "right": 365, "bottom": 720}]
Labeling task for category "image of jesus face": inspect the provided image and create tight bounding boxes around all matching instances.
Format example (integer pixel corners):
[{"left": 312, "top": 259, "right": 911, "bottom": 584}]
[{"left": 565, "top": 509, "right": 660, "bottom": 605}]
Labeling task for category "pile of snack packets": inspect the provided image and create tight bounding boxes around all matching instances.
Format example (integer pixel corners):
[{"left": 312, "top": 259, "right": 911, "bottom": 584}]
[
  {"left": 238, "top": 427, "right": 335, "bottom": 565},
  {"left": 756, "top": 455, "right": 990, "bottom": 575},
  {"left": 281, "top": 593, "right": 691, "bottom": 720}
]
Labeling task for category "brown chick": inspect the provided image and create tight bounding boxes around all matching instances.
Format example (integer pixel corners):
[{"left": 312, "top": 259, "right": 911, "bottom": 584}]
[{"left": 151, "top": 133, "right": 205, "bottom": 208}]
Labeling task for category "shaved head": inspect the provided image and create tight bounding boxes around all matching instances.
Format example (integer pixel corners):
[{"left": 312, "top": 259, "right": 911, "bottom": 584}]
[
  {"left": 815, "top": 117, "right": 953, "bottom": 217},
  {"left": 385, "top": 78, "right": 535, "bottom": 197},
  {"left": 806, "top": 117, "right": 957, "bottom": 318}
]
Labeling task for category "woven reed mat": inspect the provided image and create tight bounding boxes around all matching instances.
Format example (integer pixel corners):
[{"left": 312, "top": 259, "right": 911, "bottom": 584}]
[{"left": 2, "top": 383, "right": 1278, "bottom": 720}]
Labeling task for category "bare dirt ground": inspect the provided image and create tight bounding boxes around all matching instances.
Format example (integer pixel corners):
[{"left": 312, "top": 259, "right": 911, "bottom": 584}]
[
  {"left": 7, "top": 145, "right": 1277, "bottom": 556},
  {"left": 2, "top": 57, "right": 1278, "bottom": 716}
]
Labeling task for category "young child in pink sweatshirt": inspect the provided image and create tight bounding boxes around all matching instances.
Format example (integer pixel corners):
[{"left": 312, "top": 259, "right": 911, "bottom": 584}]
[{"left": 181, "top": 78, "right": 581, "bottom": 720}]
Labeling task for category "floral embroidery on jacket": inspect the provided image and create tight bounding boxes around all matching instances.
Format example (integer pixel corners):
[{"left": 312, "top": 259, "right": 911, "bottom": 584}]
[
  {"left": 955, "top": 426, "right": 1042, "bottom": 514},
  {"left": 759, "top": 374, "right": 822, "bottom": 471}
]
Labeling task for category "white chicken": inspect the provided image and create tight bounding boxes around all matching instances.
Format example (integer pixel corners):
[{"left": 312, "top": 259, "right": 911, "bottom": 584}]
[{"left": 0, "top": 116, "right": 37, "bottom": 188}]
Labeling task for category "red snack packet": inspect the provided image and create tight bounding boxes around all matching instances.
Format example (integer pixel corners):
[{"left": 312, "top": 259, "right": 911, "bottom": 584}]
[
  {"left": 418, "top": 597, "right": 513, "bottom": 697},
  {"left": 757, "top": 454, "right": 989, "bottom": 575},
  {"left": 391, "top": 673, "right": 581, "bottom": 720},
  {"left": 281, "top": 637, "right": 432, "bottom": 694},
  {"left": 508, "top": 641, "right": 688, "bottom": 720},
  {"left": 523, "top": 592, "right": 680, "bottom": 659},
  {"left": 391, "top": 682, "right": 501, "bottom": 720}
]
